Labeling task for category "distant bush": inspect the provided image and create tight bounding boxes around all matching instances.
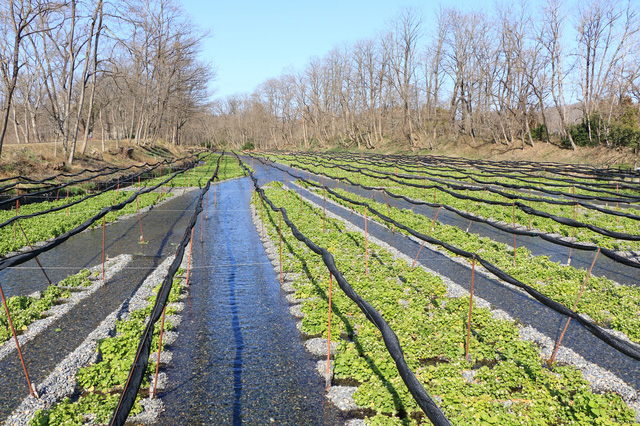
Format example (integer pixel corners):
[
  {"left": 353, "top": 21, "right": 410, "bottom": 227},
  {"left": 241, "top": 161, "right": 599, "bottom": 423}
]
[
  {"left": 241, "top": 140, "right": 255, "bottom": 150},
  {"left": 530, "top": 123, "right": 548, "bottom": 141},
  {"left": 561, "top": 107, "right": 640, "bottom": 149}
]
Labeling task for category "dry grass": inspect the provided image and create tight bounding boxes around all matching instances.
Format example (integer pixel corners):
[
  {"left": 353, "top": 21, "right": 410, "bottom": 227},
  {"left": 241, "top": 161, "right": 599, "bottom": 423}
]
[
  {"left": 374, "top": 136, "right": 638, "bottom": 168},
  {"left": 0, "top": 139, "right": 191, "bottom": 180}
]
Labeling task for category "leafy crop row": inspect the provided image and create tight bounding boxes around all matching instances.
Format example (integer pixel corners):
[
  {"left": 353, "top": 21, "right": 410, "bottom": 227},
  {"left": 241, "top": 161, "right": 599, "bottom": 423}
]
[
  {"left": 287, "top": 153, "right": 639, "bottom": 199},
  {"left": 281, "top": 156, "right": 640, "bottom": 251},
  {"left": 143, "top": 153, "right": 246, "bottom": 188},
  {"left": 0, "top": 269, "right": 94, "bottom": 344},
  {"left": 254, "top": 182, "right": 638, "bottom": 425},
  {"left": 30, "top": 268, "right": 186, "bottom": 425},
  {"left": 308, "top": 182, "right": 640, "bottom": 347},
  {"left": 0, "top": 190, "right": 173, "bottom": 257}
]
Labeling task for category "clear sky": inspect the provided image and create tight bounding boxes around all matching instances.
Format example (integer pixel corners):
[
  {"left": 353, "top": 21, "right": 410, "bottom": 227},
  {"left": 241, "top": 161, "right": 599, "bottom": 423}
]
[{"left": 180, "top": 0, "right": 480, "bottom": 101}]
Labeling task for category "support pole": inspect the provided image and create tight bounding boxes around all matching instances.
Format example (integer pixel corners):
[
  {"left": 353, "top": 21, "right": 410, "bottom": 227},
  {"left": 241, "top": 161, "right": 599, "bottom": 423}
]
[
  {"left": 150, "top": 305, "right": 167, "bottom": 399},
  {"left": 365, "top": 206, "right": 369, "bottom": 276},
  {"left": 466, "top": 255, "right": 476, "bottom": 362},
  {"left": 549, "top": 248, "right": 600, "bottom": 365},
  {"left": 512, "top": 203, "right": 516, "bottom": 267},
  {"left": 326, "top": 271, "right": 333, "bottom": 389},
  {"left": 323, "top": 187, "right": 326, "bottom": 233},
  {"left": 279, "top": 210, "right": 283, "bottom": 283},
  {"left": 411, "top": 206, "right": 441, "bottom": 269},
  {"left": 16, "top": 221, "right": 52, "bottom": 285},
  {"left": 136, "top": 196, "right": 145, "bottom": 243},
  {"left": 0, "top": 283, "right": 38, "bottom": 398},
  {"left": 102, "top": 217, "right": 106, "bottom": 284},
  {"left": 14, "top": 200, "right": 19, "bottom": 240}
]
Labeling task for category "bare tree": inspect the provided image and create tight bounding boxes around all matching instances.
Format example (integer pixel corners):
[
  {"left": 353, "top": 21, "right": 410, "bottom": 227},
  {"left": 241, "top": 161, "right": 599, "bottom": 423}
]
[{"left": 0, "top": 0, "right": 61, "bottom": 156}]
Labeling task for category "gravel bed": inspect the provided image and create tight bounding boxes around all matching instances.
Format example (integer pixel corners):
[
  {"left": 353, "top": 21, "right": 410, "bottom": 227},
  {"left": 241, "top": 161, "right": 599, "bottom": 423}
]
[
  {"left": 250, "top": 201, "right": 359, "bottom": 421},
  {"left": 4, "top": 253, "right": 191, "bottom": 426},
  {"left": 297, "top": 183, "right": 640, "bottom": 421},
  {"left": 327, "top": 386, "right": 360, "bottom": 412},
  {"left": 305, "top": 338, "right": 338, "bottom": 357},
  {"left": 289, "top": 305, "right": 304, "bottom": 318},
  {"left": 0, "top": 254, "right": 132, "bottom": 363}
]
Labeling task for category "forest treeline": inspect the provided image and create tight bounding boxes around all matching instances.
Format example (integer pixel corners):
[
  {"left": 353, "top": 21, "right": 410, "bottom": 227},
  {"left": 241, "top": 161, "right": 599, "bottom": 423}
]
[
  {"left": 1, "top": 0, "right": 639, "bottom": 159},
  {"left": 211, "top": 0, "right": 640, "bottom": 152},
  {"left": 0, "top": 0, "right": 212, "bottom": 163}
]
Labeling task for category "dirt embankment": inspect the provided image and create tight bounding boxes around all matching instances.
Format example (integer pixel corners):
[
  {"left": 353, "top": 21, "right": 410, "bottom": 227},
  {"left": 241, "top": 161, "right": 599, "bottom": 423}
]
[
  {"left": 429, "top": 139, "right": 638, "bottom": 167},
  {"left": 2, "top": 137, "right": 637, "bottom": 180},
  {"left": 0, "top": 140, "right": 194, "bottom": 181}
]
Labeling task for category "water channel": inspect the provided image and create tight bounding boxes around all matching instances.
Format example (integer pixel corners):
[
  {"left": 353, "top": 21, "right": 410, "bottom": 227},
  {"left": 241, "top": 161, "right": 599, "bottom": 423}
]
[{"left": 0, "top": 170, "right": 346, "bottom": 424}]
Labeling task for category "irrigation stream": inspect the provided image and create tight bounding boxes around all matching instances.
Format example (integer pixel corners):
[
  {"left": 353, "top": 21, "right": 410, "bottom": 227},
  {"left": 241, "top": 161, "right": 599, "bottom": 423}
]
[
  {"left": 0, "top": 189, "right": 200, "bottom": 421},
  {"left": 158, "top": 177, "right": 345, "bottom": 425},
  {"left": 248, "top": 158, "right": 640, "bottom": 393},
  {"left": 0, "top": 177, "right": 346, "bottom": 424}
]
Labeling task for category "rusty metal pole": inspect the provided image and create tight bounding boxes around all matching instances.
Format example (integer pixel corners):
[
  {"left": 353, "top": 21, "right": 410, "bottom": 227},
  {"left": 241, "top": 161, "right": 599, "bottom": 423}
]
[
  {"left": 549, "top": 248, "right": 601, "bottom": 365},
  {"left": 114, "top": 178, "right": 120, "bottom": 204},
  {"left": 466, "top": 189, "right": 469, "bottom": 213},
  {"left": 616, "top": 183, "right": 619, "bottom": 225},
  {"left": 323, "top": 187, "right": 326, "bottom": 233},
  {"left": 14, "top": 199, "right": 19, "bottom": 240},
  {"left": 101, "top": 215, "right": 106, "bottom": 283},
  {"left": 16, "top": 221, "right": 52, "bottom": 285},
  {"left": 326, "top": 271, "right": 333, "bottom": 389},
  {"left": 466, "top": 255, "right": 476, "bottom": 362},
  {"left": 0, "top": 283, "right": 38, "bottom": 398},
  {"left": 151, "top": 305, "right": 167, "bottom": 399},
  {"left": 136, "top": 196, "right": 145, "bottom": 243},
  {"left": 364, "top": 206, "right": 369, "bottom": 276},
  {"left": 157, "top": 186, "right": 167, "bottom": 204},
  {"left": 411, "top": 206, "right": 441, "bottom": 269},
  {"left": 512, "top": 203, "right": 517, "bottom": 267},
  {"left": 279, "top": 210, "right": 283, "bottom": 283}
]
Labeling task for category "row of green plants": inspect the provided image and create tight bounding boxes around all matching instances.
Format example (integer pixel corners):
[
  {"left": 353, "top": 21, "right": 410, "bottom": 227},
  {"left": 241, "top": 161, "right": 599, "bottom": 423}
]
[
  {"left": 254, "top": 181, "right": 639, "bottom": 425},
  {"left": 0, "top": 190, "right": 173, "bottom": 257},
  {"left": 282, "top": 157, "right": 640, "bottom": 251},
  {"left": 0, "top": 153, "right": 248, "bottom": 258},
  {"left": 281, "top": 153, "right": 639, "bottom": 201},
  {"left": 30, "top": 268, "right": 186, "bottom": 425},
  {"left": 142, "top": 153, "right": 246, "bottom": 188},
  {"left": 304, "top": 181, "right": 640, "bottom": 346},
  {"left": 0, "top": 269, "right": 94, "bottom": 344}
]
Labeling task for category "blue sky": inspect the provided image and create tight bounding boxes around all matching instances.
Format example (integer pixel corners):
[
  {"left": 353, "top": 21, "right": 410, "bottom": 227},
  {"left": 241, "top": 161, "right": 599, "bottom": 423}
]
[
  {"left": 182, "top": 0, "right": 552, "bottom": 100},
  {"left": 180, "top": 0, "right": 478, "bottom": 100}
]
